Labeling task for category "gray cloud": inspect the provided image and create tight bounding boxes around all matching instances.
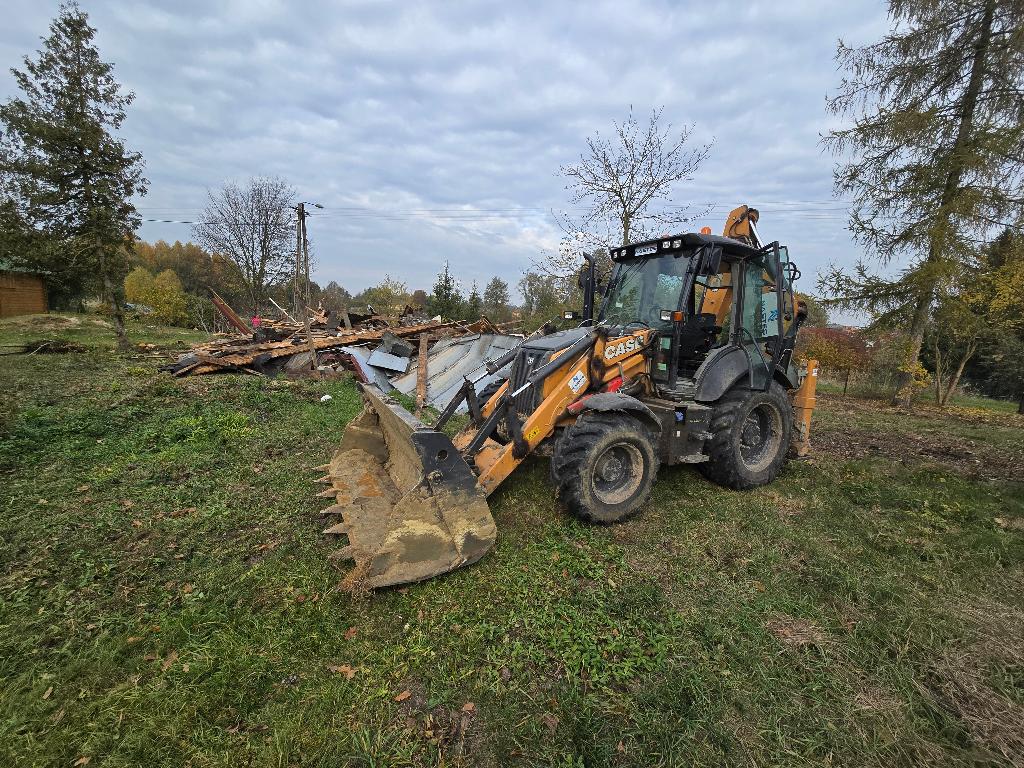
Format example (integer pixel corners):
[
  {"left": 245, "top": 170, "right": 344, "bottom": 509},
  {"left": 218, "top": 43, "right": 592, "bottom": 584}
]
[{"left": 1, "top": 0, "right": 889, "bottom": 307}]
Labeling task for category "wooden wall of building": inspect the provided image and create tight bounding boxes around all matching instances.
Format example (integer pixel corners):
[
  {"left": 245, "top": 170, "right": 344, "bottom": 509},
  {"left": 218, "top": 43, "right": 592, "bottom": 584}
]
[{"left": 0, "top": 271, "right": 48, "bottom": 318}]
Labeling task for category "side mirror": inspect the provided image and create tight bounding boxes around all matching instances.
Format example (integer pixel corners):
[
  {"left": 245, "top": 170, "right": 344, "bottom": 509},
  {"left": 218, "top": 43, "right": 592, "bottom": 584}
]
[{"left": 700, "top": 245, "right": 723, "bottom": 276}]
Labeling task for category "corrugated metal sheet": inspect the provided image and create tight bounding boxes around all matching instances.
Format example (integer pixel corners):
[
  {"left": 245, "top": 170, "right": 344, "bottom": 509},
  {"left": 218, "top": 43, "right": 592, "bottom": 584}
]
[
  {"left": 391, "top": 333, "right": 522, "bottom": 413},
  {"left": 366, "top": 348, "right": 411, "bottom": 374},
  {"left": 339, "top": 346, "right": 394, "bottom": 390}
]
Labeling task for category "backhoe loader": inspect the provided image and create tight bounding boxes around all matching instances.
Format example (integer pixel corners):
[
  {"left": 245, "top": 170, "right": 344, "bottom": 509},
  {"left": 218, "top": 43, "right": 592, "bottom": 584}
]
[{"left": 315, "top": 206, "right": 819, "bottom": 589}]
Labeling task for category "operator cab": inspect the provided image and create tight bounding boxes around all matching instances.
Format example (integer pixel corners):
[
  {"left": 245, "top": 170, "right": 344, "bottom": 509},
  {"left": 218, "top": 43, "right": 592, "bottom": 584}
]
[{"left": 598, "top": 231, "right": 802, "bottom": 400}]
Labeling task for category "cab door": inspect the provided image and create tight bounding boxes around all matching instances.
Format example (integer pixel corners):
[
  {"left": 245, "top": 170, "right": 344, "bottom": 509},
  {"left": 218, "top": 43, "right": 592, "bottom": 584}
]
[{"left": 735, "top": 244, "right": 785, "bottom": 390}]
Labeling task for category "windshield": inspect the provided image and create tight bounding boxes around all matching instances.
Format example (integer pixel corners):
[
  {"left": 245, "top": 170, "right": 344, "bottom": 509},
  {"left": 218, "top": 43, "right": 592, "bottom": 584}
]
[{"left": 601, "top": 252, "right": 694, "bottom": 330}]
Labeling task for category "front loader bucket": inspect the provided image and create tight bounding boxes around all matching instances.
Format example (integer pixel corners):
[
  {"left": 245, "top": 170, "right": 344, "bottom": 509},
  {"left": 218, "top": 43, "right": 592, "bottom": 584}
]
[{"left": 316, "top": 384, "right": 496, "bottom": 590}]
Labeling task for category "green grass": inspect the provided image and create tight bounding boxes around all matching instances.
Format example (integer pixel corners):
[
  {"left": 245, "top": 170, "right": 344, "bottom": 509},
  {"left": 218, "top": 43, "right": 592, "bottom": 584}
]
[
  {"left": 2, "top": 314, "right": 1023, "bottom": 767},
  {"left": 817, "top": 378, "right": 1020, "bottom": 414}
]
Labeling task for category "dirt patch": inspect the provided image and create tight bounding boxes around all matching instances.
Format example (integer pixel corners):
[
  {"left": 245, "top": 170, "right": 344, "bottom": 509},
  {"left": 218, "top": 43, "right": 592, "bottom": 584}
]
[
  {"left": 0, "top": 314, "right": 81, "bottom": 331},
  {"left": 814, "top": 395, "right": 1024, "bottom": 481},
  {"left": 765, "top": 614, "right": 829, "bottom": 650},
  {"left": 392, "top": 679, "right": 483, "bottom": 765}
]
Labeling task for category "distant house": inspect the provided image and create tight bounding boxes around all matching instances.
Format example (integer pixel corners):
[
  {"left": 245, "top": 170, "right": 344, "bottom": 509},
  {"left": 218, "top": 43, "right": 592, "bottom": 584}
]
[{"left": 0, "top": 262, "right": 48, "bottom": 318}]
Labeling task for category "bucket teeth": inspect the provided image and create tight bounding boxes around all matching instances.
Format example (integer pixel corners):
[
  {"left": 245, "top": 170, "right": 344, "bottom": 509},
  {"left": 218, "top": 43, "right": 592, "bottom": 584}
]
[
  {"left": 323, "top": 521, "right": 349, "bottom": 535},
  {"left": 315, "top": 475, "right": 333, "bottom": 484},
  {"left": 313, "top": 464, "right": 330, "bottom": 472},
  {"left": 328, "top": 545, "right": 355, "bottom": 562},
  {"left": 316, "top": 488, "right": 338, "bottom": 498},
  {"left": 320, "top": 504, "right": 347, "bottom": 516}
]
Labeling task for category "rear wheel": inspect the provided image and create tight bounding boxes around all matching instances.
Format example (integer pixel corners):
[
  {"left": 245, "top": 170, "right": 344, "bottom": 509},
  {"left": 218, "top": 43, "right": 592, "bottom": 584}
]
[
  {"left": 554, "top": 411, "right": 659, "bottom": 524},
  {"left": 699, "top": 382, "right": 792, "bottom": 489}
]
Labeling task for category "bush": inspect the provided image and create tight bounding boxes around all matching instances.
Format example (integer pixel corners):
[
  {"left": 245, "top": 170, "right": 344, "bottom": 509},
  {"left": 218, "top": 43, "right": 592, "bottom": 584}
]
[{"left": 124, "top": 266, "right": 189, "bottom": 325}]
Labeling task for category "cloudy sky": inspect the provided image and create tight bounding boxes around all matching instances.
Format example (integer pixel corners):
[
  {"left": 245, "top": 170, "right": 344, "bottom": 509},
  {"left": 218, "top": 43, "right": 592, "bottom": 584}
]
[{"left": 1, "top": 0, "right": 889, "bottom": 304}]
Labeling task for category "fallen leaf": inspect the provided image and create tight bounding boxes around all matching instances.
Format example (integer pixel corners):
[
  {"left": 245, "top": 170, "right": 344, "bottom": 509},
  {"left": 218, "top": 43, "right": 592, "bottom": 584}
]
[
  {"left": 343, "top": 626, "right": 358, "bottom": 641},
  {"left": 161, "top": 650, "right": 178, "bottom": 672},
  {"left": 42, "top": 686, "right": 53, "bottom": 700},
  {"left": 181, "top": 583, "right": 194, "bottom": 595},
  {"left": 76, "top": 485, "right": 90, "bottom": 493},
  {"left": 540, "top": 713, "right": 559, "bottom": 733},
  {"left": 226, "top": 723, "right": 241, "bottom": 734},
  {"left": 121, "top": 500, "right": 134, "bottom": 509},
  {"left": 551, "top": 551, "right": 560, "bottom": 561},
  {"left": 461, "top": 701, "right": 475, "bottom": 713},
  {"left": 752, "top": 580, "right": 766, "bottom": 592},
  {"left": 617, "top": 740, "right": 626, "bottom": 754},
  {"left": 73, "top": 758, "right": 90, "bottom": 766},
  {"left": 52, "top": 708, "right": 65, "bottom": 724},
  {"left": 327, "top": 664, "right": 356, "bottom": 679},
  {"left": 130, "top": 519, "right": 143, "bottom": 528},
  {"left": 143, "top": 653, "right": 159, "bottom": 662},
  {"left": 85, "top": 623, "right": 97, "bottom": 630},
  {"left": 394, "top": 690, "right": 412, "bottom": 703},
  {"left": 181, "top": 663, "right": 190, "bottom": 673}
]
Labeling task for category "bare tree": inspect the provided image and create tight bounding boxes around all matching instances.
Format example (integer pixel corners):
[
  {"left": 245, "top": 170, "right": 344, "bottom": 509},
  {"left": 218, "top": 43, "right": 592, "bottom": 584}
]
[
  {"left": 543, "top": 108, "right": 713, "bottom": 277},
  {"left": 194, "top": 176, "right": 295, "bottom": 313}
]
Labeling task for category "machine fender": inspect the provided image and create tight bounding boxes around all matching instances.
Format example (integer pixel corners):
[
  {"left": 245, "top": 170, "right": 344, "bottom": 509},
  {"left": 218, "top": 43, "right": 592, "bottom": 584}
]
[
  {"left": 573, "top": 392, "right": 662, "bottom": 434},
  {"left": 693, "top": 345, "right": 749, "bottom": 402},
  {"left": 775, "top": 362, "right": 799, "bottom": 391}
]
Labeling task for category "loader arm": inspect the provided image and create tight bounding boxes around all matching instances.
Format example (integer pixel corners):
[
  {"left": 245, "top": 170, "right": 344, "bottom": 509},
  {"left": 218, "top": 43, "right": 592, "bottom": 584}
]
[{"left": 466, "top": 328, "right": 654, "bottom": 495}]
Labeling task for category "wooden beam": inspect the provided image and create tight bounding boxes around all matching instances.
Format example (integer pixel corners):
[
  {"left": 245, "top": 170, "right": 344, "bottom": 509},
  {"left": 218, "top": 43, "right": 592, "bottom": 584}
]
[{"left": 416, "top": 333, "right": 429, "bottom": 412}]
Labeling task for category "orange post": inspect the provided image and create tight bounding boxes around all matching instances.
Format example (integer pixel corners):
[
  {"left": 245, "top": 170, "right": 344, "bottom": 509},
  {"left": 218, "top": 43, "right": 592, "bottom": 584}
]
[{"left": 790, "top": 358, "right": 818, "bottom": 458}]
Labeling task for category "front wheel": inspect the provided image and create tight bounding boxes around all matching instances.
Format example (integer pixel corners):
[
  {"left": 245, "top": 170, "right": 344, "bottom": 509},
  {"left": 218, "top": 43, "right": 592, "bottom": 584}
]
[
  {"left": 553, "top": 411, "right": 659, "bottom": 524},
  {"left": 699, "top": 382, "right": 793, "bottom": 490}
]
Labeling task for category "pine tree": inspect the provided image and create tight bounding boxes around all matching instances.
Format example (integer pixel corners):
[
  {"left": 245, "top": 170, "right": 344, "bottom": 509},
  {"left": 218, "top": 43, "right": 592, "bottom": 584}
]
[
  {"left": 465, "top": 280, "right": 482, "bottom": 320},
  {"left": 428, "top": 262, "right": 464, "bottom": 320},
  {"left": 822, "top": 0, "right": 1024, "bottom": 406},
  {"left": 482, "top": 276, "right": 511, "bottom": 322},
  {"left": 0, "top": 3, "right": 148, "bottom": 348}
]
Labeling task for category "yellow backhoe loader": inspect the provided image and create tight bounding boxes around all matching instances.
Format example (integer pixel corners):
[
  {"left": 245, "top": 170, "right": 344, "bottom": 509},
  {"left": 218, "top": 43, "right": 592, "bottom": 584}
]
[{"left": 315, "top": 206, "right": 819, "bottom": 589}]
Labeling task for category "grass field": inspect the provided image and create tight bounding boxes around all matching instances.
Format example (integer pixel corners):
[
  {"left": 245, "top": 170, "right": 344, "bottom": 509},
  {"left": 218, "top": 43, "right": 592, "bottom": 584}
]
[{"left": 2, "top": 315, "right": 1023, "bottom": 768}]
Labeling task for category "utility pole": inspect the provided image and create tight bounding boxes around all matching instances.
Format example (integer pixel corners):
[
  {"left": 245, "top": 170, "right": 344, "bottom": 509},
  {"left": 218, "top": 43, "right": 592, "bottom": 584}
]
[
  {"left": 294, "top": 202, "right": 304, "bottom": 320},
  {"left": 294, "top": 201, "right": 322, "bottom": 373}
]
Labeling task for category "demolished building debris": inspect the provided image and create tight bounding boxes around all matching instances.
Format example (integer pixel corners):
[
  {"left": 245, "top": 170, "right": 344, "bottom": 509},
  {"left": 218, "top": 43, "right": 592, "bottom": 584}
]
[{"left": 164, "top": 300, "right": 525, "bottom": 409}]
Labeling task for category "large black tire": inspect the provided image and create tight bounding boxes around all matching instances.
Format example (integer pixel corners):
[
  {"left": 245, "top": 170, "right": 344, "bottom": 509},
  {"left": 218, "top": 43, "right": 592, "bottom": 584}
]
[
  {"left": 699, "top": 381, "right": 793, "bottom": 490},
  {"left": 477, "top": 377, "right": 505, "bottom": 408},
  {"left": 475, "top": 378, "right": 508, "bottom": 443},
  {"left": 553, "top": 411, "right": 659, "bottom": 524}
]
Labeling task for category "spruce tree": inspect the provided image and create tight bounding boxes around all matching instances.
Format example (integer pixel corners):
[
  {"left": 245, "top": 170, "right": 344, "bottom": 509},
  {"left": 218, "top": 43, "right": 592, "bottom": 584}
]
[
  {"left": 428, "top": 262, "right": 464, "bottom": 320},
  {"left": 465, "top": 280, "right": 482, "bottom": 320},
  {"left": 822, "top": 0, "right": 1024, "bottom": 405},
  {"left": 0, "top": 2, "right": 148, "bottom": 347}
]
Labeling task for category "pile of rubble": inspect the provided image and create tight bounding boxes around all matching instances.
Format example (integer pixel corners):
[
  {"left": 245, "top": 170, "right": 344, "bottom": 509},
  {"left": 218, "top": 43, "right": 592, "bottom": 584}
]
[{"left": 164, "top": 299, "right": 523, "bottom": 412}]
